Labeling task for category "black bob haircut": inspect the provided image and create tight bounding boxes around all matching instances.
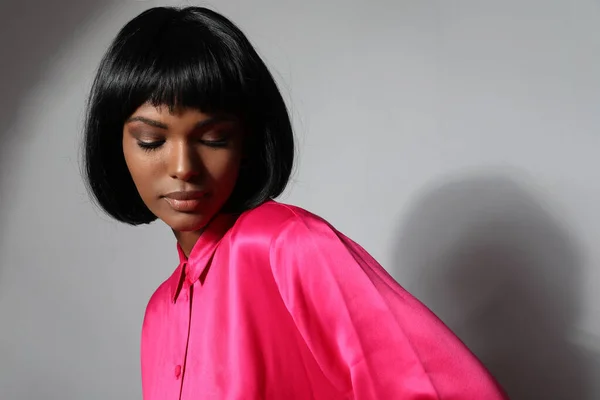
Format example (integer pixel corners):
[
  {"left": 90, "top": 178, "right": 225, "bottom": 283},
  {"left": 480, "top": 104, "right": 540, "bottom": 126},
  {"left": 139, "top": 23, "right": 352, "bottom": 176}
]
[{"left": 83, "top": 6, "right": 294, "bottom": 225}]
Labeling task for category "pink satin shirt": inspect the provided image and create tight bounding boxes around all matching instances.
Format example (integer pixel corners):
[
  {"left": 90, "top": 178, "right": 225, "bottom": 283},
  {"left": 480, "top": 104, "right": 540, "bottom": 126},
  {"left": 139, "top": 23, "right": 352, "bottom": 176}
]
[{"left": 141, "top": 200, "right": 507, "bottom": 399}]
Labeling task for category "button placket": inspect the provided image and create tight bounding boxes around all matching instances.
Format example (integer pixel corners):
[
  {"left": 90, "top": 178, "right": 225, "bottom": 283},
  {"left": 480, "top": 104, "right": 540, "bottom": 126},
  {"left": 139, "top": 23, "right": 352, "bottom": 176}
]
[
  {"left": 176, "top": 281, "right": 194, "bottom": 396},
  {"left": 171, "top": 274, "right": 193, "bottom": 398}
]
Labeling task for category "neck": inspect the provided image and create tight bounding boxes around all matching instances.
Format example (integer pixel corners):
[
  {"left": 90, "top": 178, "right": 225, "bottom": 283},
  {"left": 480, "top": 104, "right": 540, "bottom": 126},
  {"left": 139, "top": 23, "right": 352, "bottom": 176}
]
[{"left": 173, "top": 229, "right": 205, "bottom": 258}]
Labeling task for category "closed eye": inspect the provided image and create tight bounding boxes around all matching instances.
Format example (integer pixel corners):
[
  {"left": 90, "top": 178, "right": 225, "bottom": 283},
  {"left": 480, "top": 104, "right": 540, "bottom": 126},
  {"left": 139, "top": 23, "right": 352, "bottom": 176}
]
[
  {"left": 137, "top": 140, "right": 164, "bottom": 151},
  {"left": 201, "top": 138, "right": 229, "bottom": 148}
]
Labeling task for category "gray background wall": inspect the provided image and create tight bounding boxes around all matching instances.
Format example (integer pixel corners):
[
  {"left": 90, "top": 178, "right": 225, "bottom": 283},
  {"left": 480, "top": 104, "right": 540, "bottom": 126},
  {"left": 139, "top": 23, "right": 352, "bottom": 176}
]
[{"left": 1, "top": 0, "right": 599, "bottom": 399}]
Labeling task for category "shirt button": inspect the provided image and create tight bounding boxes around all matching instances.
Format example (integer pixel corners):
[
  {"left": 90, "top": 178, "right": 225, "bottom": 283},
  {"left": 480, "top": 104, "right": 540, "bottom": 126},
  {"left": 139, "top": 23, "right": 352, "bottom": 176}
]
[{"left": 175, "top": 365, "right": 182, "bottom": 379}]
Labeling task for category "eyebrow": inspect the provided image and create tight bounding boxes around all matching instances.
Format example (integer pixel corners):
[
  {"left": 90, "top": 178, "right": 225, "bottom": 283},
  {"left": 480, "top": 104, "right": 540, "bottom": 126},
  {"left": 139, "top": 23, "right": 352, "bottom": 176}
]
[{"left": 125, "top": 115, "right": 237, "bottom": 130}]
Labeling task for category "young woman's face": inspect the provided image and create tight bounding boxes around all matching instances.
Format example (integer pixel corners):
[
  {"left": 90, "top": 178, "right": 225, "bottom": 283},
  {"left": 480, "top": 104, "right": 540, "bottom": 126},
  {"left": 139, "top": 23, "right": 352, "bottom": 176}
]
[{"left": 123, "top": 103, "right": 243, "bottom": 232}]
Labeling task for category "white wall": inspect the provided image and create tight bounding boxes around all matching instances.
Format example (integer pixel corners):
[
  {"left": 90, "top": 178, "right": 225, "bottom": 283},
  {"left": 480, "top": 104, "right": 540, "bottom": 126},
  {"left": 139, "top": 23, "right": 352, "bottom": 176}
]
[{"left": 1, "top": 1, "right": 598, "bottom": 399}]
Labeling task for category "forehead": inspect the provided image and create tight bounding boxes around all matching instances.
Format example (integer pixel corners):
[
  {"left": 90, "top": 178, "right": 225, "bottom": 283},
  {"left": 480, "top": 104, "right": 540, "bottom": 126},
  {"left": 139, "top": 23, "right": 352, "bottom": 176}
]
[{"left": 127, "top": 103, "right": 239, "bottom": 129}]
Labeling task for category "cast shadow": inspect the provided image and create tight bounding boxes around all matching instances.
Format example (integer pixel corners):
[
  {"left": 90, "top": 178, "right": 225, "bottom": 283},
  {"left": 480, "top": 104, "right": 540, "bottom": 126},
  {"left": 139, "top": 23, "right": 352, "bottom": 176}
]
[
  {"left": 0, "top": 0, "right": 106, "bottom": 262},
  {"left": 0, "top": 0, "right": 105, "bottom": 139},
  {"left": 392, "top": 171, "right": 590, "bottom": 399}
]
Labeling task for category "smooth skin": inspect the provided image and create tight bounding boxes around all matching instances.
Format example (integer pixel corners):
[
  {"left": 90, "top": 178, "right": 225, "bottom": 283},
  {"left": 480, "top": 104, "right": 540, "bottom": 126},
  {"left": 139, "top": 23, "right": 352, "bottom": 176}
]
[{"left": 122, "top": 103, "right": 244, "bottom": 256}]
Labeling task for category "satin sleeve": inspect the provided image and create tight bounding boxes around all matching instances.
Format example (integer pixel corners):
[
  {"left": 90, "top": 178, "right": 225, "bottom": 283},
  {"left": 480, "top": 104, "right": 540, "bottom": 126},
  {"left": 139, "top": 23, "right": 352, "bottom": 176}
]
[{"left": 269, "top": 214, "right": 507, "bottom": 399}]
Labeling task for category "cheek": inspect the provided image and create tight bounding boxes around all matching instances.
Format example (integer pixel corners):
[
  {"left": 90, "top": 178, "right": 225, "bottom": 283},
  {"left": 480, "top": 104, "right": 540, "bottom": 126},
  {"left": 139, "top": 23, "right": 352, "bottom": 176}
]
[
  {"left": 123, "top": 146, "right": 161, "bottom": 197},
  {"left": 202, "top": 151, "right": 242, "bottom": 191}
]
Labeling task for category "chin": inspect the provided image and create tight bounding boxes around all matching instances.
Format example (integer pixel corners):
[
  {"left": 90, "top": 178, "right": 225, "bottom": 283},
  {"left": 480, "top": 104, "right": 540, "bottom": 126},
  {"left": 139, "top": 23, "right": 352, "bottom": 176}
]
[{"left": 163, "top": 213, "right": 211, "bottom": 232}]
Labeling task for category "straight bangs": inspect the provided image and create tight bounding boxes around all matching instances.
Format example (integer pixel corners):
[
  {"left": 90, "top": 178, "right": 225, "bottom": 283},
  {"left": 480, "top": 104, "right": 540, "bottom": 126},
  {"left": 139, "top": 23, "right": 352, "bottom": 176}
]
[{"left": 99, "top": 11, "right": 253, "bottom": 122}]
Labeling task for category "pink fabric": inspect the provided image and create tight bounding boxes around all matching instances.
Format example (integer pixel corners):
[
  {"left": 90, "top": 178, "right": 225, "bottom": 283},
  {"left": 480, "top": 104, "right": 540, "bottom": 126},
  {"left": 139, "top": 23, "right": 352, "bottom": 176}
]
[{"left": 141, "top": 200, "right": 507, "bottom": 399}]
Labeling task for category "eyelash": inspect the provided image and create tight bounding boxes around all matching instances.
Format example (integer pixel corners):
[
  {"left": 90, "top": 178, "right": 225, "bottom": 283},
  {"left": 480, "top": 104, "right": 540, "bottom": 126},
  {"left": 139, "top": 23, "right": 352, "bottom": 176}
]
[
  {"left": 137, "top": 141, "right": 164, "bottom": 151},
  {"left": 136, "top": 139, "right": 229, "bottom": 152},
  {"left": 203, "top": 139, "right": 229, "bottom": 148}
]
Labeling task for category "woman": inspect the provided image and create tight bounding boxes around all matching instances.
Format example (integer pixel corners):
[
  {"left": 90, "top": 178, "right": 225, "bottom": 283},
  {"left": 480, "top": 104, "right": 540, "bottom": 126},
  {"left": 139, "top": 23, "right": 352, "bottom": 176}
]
[{"left": 83, "top": 6, "right": 507, "bottom": 400}]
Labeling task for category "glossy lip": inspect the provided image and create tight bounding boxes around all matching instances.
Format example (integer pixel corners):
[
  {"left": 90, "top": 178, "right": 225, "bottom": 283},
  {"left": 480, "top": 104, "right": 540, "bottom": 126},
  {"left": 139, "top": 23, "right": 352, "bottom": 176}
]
[{"left": 163, "top": 190, "right": 208, "bottom": 212}]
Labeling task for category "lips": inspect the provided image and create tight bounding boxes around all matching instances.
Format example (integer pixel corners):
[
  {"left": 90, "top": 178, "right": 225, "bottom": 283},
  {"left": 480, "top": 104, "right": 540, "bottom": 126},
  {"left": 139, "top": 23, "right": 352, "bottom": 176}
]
[
  {"left": 163, "top": 191, "right": 207, "bottom": 212},
  {"left": 164, "top": 190, "right": 206, "bottom": 200}
]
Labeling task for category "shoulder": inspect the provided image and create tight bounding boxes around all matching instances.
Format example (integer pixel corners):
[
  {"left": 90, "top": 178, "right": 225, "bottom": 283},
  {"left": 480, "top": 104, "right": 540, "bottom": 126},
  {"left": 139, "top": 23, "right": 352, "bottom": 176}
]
[
  {"left": 227, "top": 200, "right": 346, "bottom": 265},
  {"left": 239, "top": 200, "right": 361, "bottom": 264},
  {"left": 141, "top": 266, "right": 180, "bottom": 329},
  {"left": 234, "top": 200, "right": 334, "bottom": 239}
]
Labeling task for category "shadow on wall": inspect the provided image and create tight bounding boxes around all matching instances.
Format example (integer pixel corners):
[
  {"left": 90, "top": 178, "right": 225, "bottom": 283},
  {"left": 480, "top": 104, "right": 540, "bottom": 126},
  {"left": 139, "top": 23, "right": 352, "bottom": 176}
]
[
  {"left": 0, "top": 0, "right": 105, "bottom": 259},
  {"left": 393, "top": 171, "right": 591, "bottom": 400},
  {"left": 0, "top": 0, "right": 105, "bottom": 140}
]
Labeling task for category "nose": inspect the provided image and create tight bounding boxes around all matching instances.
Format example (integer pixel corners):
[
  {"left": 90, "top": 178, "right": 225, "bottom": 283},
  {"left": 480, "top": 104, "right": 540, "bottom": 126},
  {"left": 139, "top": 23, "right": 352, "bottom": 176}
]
[{"left": 168, "top": 141, "right": 201, "bottom": 182}]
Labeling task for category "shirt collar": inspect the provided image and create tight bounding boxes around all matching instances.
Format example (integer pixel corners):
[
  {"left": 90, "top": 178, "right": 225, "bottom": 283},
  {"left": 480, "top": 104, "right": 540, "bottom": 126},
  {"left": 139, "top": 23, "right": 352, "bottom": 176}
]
[{"left": 171, "top": 213, "right": 238, "bottom": 303}]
